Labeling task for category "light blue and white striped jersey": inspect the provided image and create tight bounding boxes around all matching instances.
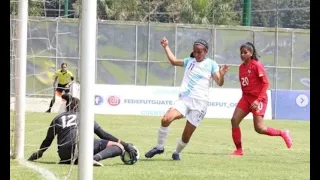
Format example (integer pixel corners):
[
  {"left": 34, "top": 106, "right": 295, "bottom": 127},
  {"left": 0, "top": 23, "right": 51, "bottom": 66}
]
[{"left": 179, "top": 57, "right": 219, "bottom": 101}]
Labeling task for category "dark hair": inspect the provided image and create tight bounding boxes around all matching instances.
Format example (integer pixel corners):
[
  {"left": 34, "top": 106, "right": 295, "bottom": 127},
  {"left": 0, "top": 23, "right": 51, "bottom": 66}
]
[
  {"left": 190, "top": 39, "right": 209, "bottom": 58},
  {"left": 61, "top": 63, "right": 68, "bottom": 67},
  {"left": 62, "top": 94, "right": 80, "bottom": 113},
  {"left": 240, "top": 42, "right": 260, "bottom": 61},
  {"left": 194, "top": 39, "right": 209, "bottom": 50}
]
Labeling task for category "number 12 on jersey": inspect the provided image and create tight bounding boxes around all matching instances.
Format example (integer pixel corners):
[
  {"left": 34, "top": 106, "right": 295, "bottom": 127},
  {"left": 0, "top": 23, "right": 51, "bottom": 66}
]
[
  {"left": 61, "top": 114, "right": 77, "bottom": 128},
  {"left": 241, "top": 77, "right": 249, "bottom": 86}
]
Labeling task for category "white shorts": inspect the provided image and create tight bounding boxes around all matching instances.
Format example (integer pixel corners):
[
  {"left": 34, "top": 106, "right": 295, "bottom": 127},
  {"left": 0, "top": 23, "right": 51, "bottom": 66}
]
[{"left": 171, "top": 96, "right": 208, "bottom": 127}]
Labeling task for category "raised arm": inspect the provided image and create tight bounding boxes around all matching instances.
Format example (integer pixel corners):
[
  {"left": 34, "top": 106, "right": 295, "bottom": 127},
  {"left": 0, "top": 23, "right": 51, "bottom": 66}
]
[
  {"left": 212, "top": 64, "right": 229, "bottom": 86},
  {"left": 212, "top": 72, "right": 224, "bottom": 86},
  {"left": 161, "top": 37, "right": 184, "bottom": 67}
]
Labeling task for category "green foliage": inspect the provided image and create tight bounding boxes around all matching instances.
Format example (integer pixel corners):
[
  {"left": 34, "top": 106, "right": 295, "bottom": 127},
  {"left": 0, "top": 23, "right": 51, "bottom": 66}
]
[
  {"left": 10, "top": 0, "right": 309, "bottom": 28},
  {"left": 10, "top": 0, "right": 44, "bottom": 16},
  {"left": 250, "top": 0, "right": 309, "bottom": 28}
]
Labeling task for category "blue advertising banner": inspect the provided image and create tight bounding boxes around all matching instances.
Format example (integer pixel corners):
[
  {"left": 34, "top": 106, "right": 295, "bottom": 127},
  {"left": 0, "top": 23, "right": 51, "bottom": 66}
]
[{"left": 271, "top": 90, "right": 310, "bottom": 121}]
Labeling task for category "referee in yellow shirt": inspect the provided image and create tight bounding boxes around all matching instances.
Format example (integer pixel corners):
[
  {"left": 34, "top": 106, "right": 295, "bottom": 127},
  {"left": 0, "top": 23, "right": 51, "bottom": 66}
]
[{"left": 46, "top": 63, "right": 74, "bottom": 113}]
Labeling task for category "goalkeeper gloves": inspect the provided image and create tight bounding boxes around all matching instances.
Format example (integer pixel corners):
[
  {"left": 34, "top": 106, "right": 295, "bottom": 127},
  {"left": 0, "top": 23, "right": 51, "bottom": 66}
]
[{"left": 121, "top": 142, "right": 137, "bottom": 159}]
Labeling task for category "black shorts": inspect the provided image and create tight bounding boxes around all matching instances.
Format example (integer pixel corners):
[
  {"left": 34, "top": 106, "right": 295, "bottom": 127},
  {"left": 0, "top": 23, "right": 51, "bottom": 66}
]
[
  {"left": 93, "top": 139, "right": 109, "bottom": 155},
  {"left": 58, "top": 144, "right": 77, "bottom": 164},
  {"left": 58, "top": 139, "right": 109, "bottom": 164},
  {"left": 56, "top": 83, "right": 70, "bottom": 93}
]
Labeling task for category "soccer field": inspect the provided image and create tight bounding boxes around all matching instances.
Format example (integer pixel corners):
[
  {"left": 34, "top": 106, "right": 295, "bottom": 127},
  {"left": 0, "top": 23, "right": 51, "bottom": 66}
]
[{"left": 10, "top": 113, "right": 310, "bottom": 180}]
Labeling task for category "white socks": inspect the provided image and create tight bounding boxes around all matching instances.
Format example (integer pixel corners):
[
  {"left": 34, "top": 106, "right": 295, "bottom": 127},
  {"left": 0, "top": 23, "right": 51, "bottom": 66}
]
[
  {"left": 155, "top": 126, "right": 188, "bottom": 154},
  {"left": 174, "top": 139, "right": 187, "bottom": 154},
  {"left": 156, "top": 126, "right": 169, "bottom": 150}
]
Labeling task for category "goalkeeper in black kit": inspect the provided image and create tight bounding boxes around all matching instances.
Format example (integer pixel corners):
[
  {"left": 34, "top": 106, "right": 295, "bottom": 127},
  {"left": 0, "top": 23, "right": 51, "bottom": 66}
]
[{"left": 28, "top": 94, "right": 137, "bottom": 167}]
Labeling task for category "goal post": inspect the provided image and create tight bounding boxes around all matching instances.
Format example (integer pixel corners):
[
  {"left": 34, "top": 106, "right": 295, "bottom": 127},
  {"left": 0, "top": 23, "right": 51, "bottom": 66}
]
[
  {"left": 78, "top": 0, "right": 97, "bottom": 179},
  {"left": 12, "top": 0, "right": 28, "bottom": 160}
]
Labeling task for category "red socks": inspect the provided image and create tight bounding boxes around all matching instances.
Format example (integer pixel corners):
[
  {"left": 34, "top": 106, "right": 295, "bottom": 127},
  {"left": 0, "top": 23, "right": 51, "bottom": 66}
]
[
  {"left": 232, "top": 127, "right": 242, "bottom": 150},
  {"left": 232, "top": 127, "right": 281, "bottom": 151},
  {"left": 265, "top": 127, "right": 281, "bottom": 136}
]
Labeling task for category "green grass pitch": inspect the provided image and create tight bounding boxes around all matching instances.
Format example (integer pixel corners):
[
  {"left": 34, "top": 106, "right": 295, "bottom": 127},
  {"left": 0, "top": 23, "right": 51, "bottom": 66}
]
[{"left": 10, "top": 113, "right": 310, "bottom": 180}]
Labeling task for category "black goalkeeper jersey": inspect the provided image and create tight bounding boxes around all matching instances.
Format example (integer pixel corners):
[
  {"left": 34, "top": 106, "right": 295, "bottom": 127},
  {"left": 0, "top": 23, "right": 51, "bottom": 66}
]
[
  {"left": 39, "top": 112, "right": 79, "bottom": 153},
  {"left": 38, "top": 112, "right": 120, "bottom": 154}
]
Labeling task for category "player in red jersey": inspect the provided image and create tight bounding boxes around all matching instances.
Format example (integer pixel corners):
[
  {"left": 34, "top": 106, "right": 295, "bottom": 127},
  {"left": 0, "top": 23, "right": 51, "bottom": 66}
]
[{"left": 229, "top": 42, "right": 293, "bottom": 156}]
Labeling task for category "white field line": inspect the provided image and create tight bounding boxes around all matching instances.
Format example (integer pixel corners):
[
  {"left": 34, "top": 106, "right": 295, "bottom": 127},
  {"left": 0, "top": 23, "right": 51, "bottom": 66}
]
[{"left": 18, "top": 159, "right": 58, "bottom": 180}]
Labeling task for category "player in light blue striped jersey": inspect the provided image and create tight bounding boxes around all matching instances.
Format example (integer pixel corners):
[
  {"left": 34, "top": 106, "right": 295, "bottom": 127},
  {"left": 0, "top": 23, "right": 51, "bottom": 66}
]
[{"left": 145, "top": 37, "right": 229, "bottom": 160}]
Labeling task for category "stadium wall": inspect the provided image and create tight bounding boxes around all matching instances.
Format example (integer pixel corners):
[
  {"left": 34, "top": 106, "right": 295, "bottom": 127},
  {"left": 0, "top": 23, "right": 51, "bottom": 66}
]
[{"left": 11, "top": 84, "right": 309, "bottom": 121}]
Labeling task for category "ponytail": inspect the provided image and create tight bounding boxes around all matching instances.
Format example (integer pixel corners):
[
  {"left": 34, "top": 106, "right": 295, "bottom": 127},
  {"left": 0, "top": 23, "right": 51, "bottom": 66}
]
[
  {"left": 190, "top": 52, "right": 194, "bottom": 58},
  {"left": 246, "top": 42, "right": 260, "bottom": 61},
  {"left": 240, "top": 42, "right": 260, "bottom": 61}
]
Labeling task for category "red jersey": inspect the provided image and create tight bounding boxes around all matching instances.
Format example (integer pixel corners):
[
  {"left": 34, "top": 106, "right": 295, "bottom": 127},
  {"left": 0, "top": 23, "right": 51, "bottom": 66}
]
[{"left": 239, "top": 60, "right": 269, "bottom": 101}]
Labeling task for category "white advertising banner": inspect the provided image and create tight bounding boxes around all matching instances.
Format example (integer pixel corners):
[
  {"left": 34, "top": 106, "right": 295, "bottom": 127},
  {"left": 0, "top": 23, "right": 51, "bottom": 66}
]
[{"left": 94, "top": 85, "right": 272, "bottom": 120}]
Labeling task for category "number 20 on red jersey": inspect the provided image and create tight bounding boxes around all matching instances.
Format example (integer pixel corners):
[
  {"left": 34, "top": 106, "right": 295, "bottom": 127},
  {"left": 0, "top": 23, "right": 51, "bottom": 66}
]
[{"left": 241, "top": 77, "right": 249, "bottom": 86}]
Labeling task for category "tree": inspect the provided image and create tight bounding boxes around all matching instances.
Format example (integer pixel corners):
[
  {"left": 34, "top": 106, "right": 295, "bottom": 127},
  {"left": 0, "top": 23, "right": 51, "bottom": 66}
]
[
  {"left": 278, "top": 0, "right": 310, "bottom": 29},
  {"left": 250, "top": 0, "right": 309, "bottom": 29},
  {"left": 251, "top": 0, "right": 276, "bottom": 27},
  {"left": 10, "top": 0, "right": 44, "bottom": 16},
  {"left": 14, "top": 0, "right": 309, "bottom": 29}
]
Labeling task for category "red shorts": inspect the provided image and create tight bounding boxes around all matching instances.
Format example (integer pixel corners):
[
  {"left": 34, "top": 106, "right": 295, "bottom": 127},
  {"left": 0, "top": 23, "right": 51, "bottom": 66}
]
[{"left": 236, "top": 96, "right": 268, "bottom": 117}]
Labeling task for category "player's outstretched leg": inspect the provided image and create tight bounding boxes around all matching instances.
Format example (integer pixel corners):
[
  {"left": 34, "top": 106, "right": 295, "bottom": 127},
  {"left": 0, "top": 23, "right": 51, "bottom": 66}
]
[
  {"left": 145, "top": 108, "right": 183, "bottom": 158},
  {"left": 229, "top": 107, "right": 249, "bottom": 156},
  {"left": 93, "top": 141, "right": 123, "bottom": 166},
  {"left": 172, "top": 120, "right": 196, "bottom": 160},
  {"left": 93, "top": 160, "right": 104, "bottom": 167},
  {"left": 253, "top": 115, "right": 293, "bottom": 149}
]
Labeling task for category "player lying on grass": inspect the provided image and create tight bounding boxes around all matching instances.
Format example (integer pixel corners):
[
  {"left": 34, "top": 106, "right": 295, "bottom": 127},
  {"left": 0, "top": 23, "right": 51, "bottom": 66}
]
[
  {"left": 145, "top": 37, "right": 229, "bottom": 160},
  {"left": 28, "top": 94, "right": 138, "bottom": 166},
  {"left": 229, "top": 42, "right": 293, "bottom": 156}
]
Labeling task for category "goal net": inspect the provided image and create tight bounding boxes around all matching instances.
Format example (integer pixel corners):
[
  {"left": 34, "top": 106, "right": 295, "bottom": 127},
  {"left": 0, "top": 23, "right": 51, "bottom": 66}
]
[{"left": 10, "top": 0, "right": 81, "bottom": 179}]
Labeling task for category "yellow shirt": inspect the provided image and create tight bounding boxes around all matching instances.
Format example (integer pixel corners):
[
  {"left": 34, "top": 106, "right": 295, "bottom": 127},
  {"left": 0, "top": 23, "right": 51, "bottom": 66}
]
[{"left": 55, "top": 70, "right": 73, "bottom": 85}]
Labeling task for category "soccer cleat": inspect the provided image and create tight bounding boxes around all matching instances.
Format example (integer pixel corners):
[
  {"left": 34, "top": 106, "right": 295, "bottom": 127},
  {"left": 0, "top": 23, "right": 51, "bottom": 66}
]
[
  {"left": 45, "top": 109, "right": 51, "bottom": 113},
  {"left": 229, "top": 149, "right": 243, "bottom": 156},
  {"left": 172, "top": 153, "right": 180, "bottom": 160},
  {"left": 145, "top": 147, "right": 164, "bottom": 158},
  {"left": 281, "top": 130, "right": 293, "bottom": 148},
  {"left": 93, "top": 160, "right": 104, "bottom": 167}
]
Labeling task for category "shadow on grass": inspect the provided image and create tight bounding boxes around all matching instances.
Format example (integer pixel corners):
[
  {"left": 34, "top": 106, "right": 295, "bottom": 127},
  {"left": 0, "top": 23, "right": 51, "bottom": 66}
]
[
  {"left": 138, "top": 158, "right": 174, "bottom": 162},
  {"left": 34, "top": 160, "right": 58, "bottom": 165},
  {"left": 185, "top": 152, "right": 229, "bottom": 156}
]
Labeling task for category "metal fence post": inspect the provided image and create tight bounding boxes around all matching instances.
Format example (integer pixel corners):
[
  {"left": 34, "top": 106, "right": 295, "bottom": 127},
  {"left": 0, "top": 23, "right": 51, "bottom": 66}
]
[
  {"left": 173, "top": 25, "right": 177, "bottom": 87},
  {"left": 135, "top": 25, "right": 138, "bottom": 85},
  {"left": 146, "top": 23, "right": 150, "bottom": 86},
  {"left": 290, "top": 31, "right": 294, "bottom": 90},
  {"left": 55, "top": 20, "right": 59, "bottom": 71},
  {"left": 212, "top": 28, "right": 217, "bottom": 88},
  {"left": 274, "top": 0, "right": 279, "bottom": 119},
  {"left": 78, "top": 20, "right": 82, "bottom": 83}
]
